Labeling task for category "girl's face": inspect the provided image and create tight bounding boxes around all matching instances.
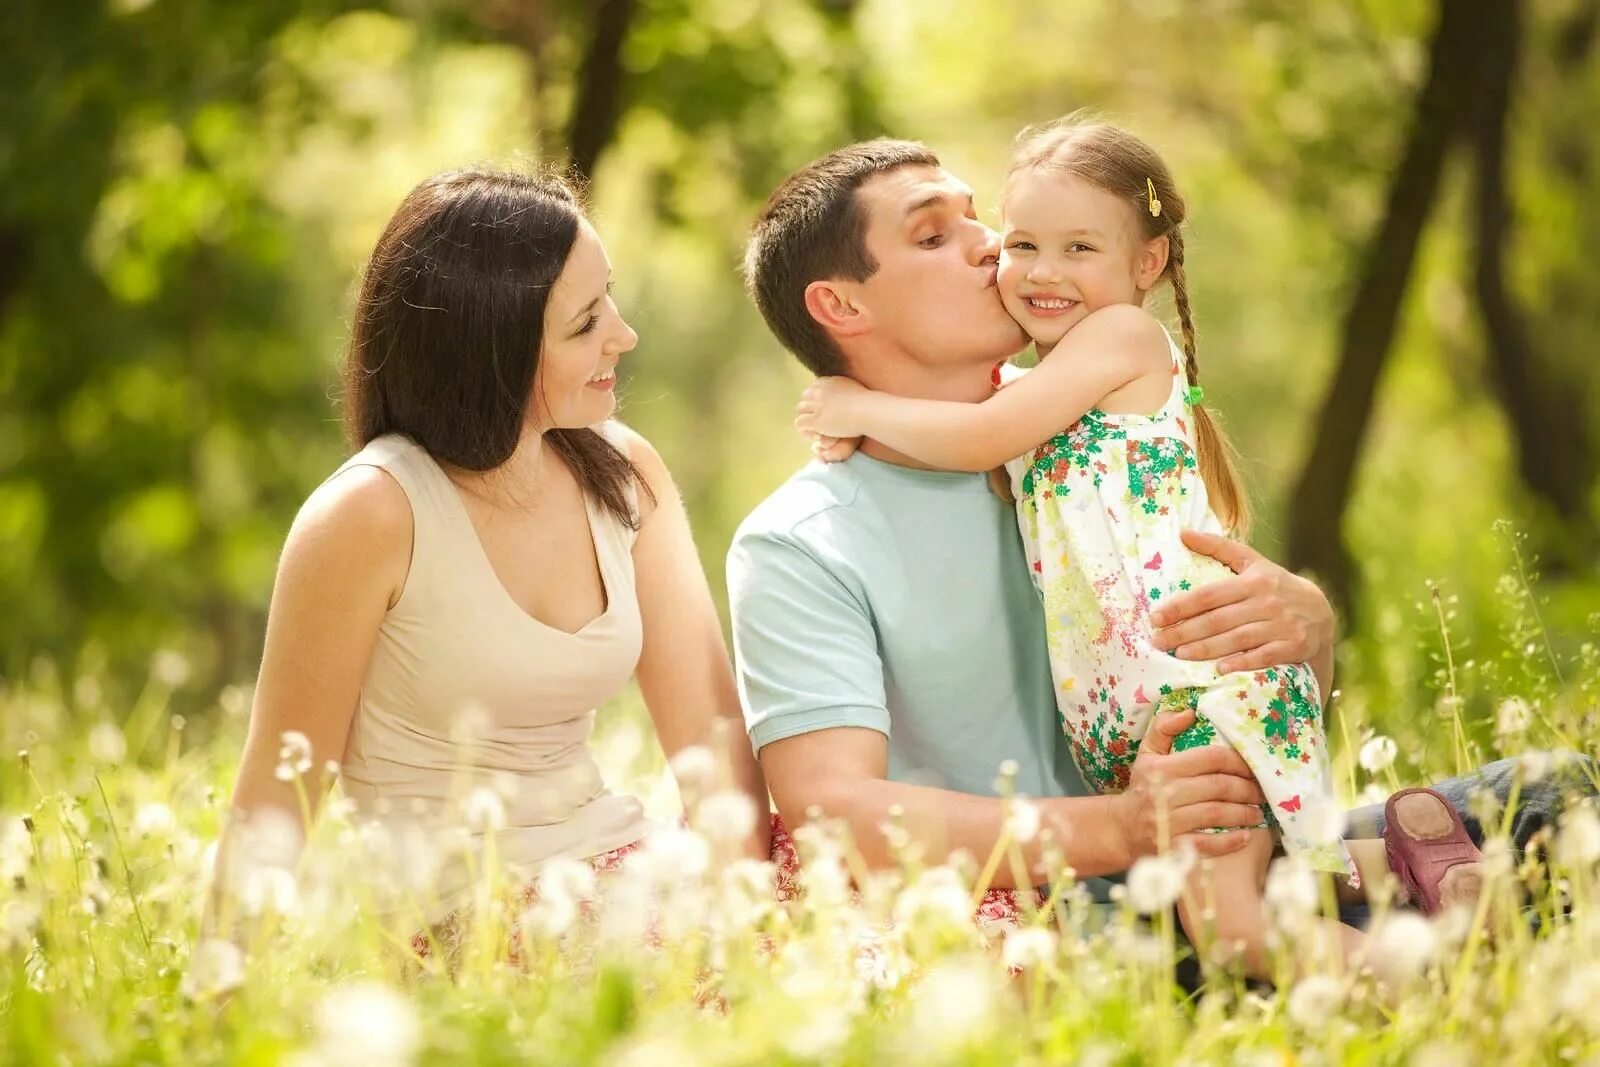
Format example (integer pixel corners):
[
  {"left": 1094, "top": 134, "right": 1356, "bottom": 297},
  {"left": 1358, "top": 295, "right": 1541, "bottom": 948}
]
[
  {"left": 530, "top": 219, "right": 639, "bottom": 431},
  {"left": 997, "top": 170, "right": 1167, "bottom": 355}
]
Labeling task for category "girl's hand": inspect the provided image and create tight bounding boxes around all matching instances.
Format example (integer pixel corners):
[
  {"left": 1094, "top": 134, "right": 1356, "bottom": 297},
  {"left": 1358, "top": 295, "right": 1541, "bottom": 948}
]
[
  {"left": 809, "top": 434, "right": 860, "bottom": 464},
  {"left": 795, "top": 376, "right": 870, "bottom": 440}
]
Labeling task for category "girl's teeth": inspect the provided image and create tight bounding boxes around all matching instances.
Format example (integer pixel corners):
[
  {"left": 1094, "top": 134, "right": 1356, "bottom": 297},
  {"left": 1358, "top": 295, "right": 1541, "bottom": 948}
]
[{"left": 1030, "top": 298, "right": 1073, "bottom": 309}]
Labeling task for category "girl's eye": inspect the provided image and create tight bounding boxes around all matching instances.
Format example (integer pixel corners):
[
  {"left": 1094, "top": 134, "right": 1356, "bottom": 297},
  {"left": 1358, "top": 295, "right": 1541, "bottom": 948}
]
[
  {"left": 1068, "top": 242, "right": 1094, "bottom": 253},
  {"left": 575, "top": 314, "right": 600, "bottom": 336},
  {"left": 1007, "top": 240, "right": 1036, "bottom": 252}
]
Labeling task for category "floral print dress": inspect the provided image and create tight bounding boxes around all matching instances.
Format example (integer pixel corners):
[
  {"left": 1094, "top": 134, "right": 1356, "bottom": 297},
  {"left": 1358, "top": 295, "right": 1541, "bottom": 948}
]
[{"left": 1004, "top": 339, "right": 1356, "bottom": 883}]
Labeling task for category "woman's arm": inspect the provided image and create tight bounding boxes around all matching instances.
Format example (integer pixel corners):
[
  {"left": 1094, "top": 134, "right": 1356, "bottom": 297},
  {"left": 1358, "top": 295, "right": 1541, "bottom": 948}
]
[
  {"left": 210, "top": 467, "right": 409, "bottom": 920},
  {"left": 621, "top": 427, "right": 771, "bottom": 859},
  {"left": 795, "top": 304, "right": 1171, "bottom": 472}
]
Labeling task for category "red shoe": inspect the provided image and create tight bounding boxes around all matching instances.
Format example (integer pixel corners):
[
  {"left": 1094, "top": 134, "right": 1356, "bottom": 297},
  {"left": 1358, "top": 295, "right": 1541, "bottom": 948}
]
[{"left": 1382, "top": 787, "right": 1486, "bottom": 914}]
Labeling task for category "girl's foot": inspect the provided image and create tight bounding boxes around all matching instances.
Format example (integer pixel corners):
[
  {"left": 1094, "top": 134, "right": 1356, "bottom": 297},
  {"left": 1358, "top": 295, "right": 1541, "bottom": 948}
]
[{"left": 1382, "top": 787, "right": 1485, "bottom": 914}]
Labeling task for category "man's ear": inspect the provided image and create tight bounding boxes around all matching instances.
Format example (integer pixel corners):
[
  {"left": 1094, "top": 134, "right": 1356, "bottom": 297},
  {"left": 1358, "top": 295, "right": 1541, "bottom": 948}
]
[
  {"left": 1135, "top": 234, "right": 1170, "bottom": 292},
  {"left": 804, "top": 279, "right": 872, "bottom": 338}
]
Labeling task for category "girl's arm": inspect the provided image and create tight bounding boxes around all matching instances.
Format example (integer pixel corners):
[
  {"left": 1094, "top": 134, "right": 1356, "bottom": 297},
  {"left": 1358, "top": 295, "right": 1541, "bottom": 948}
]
[
  {"left": 209, "top": 466, "right": 409, "bottom": 927},
  {"left": 796, "top": 304, "right": 1171, "bottom": 472},
  {"left": 622, "top": 426, "right": 771, "bottom": 860}
]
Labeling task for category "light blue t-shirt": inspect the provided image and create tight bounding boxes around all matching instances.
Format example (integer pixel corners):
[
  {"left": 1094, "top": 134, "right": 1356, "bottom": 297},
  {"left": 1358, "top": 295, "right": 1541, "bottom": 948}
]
[{"left": 727, "top": 451, "right": 1093, "bottom": 804}]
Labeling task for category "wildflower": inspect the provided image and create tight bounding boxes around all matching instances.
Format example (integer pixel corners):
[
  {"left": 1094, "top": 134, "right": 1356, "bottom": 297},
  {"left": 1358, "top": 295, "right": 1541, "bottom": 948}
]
[
  {"left": 667, "top": 745, "right": 716, "bottom": 789},
  {"left": 1001, "top": 926, "right": 1057, "bottom": 970},
  {"left": 313, "top": 981, "right": 420, "bottom": 1066},
  {"left": 0, "top": 899, "right": 41, "bottom": 951},
  {"left": 1368, "top": 911, "right": 1437, "bottom": 981},
  {"left": 910, "top": 959, "right": 997, "bottom": 1052},
  {"left": 89, "top": 722, "right": 128, "bottom": 765},
  {"left": 1286, "top": 974, "right": 1343, "bottom": 1026},
  {"left": 640, "top": 825, "right": 710, "bottom": 882},
  {"left": 151, "top": 649, "right": 192, "bottom": 688},
  {"left": 460, "top": 788, "right": 506, "bottom": 832},
  {"left": 1558, "top": 964, "right": 1600, "bottom": 1032},
  {"left": 1557, "top": 805, "right": 1600, "bottom": 868},
  {"left": 276, "top": 731, "right": 314, "bottom": 781},
  {"left": 1517, "top": 750, "right": 1557, "bottom": 784},
  {"left": 1126, "top": 853, "right": 1187, "bottom": 914},
  {"left": 1496, "top": 697, "right": 1532, "bottom": 740},
  {"left": 1006, "top": 798, "right": 1042, "bottom": 844},
  {"left": 0, "top": 817, "right": 29, "bottom": 882},
  {"left": 238, "top": 865, "right": 299, "bottom": 917},
  {"left": 894, "top": 867, "right": 973, "bottom": 928},
  {"left": 133, "top": 803, "right": 175, "bottom": 839},
  {"left": 181, "top": 938, "right": 245, "bottom": 1000},
  {"left": 1264, "top": 856, "right": 1319, "bottom": 921},
  {"left": 1358, "top": 735, "right": 1397, "bottom": 774},
  {"left": 692, "top": 790, "right": 757, "bottom": 844}
]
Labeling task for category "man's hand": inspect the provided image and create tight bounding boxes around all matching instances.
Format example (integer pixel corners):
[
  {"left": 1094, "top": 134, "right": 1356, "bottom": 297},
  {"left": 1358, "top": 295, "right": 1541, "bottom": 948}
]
[
  {"left": 1109, "top": 709, "right": 1267, "bottom": 862},
  {"left": 795, "top": 376, "right": 872, "bottom": 440},
  {"left": 1149, "top": 530, "right": 1335, "bottom": 675}
]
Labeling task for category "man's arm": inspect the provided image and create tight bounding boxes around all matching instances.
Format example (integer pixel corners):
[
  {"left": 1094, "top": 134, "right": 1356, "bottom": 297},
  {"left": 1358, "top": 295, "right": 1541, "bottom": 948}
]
[
  {"left": 1148, "top": 530, "right": 1337, "bottom": 700},
  {"left": 728, "top": 528, "right": 1266, "bottom": 886}
]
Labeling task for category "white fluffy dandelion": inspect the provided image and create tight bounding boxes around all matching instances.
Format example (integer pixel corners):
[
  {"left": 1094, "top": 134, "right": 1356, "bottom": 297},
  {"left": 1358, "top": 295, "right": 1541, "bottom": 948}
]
[
  {"left": 1558, "top": 805, "right": 1600, "bottom": 868},
  {"left": 89, "top": 722, "right": 128, "bottom": 765},
  {"left": 181, "top": 938, "right": 245, "bottom": 1000},
  {"left": 1126, "top": 853, "right": 1188, "bottom": 914},
  {"left": 1286, "top": 974, "right": 1343, "bottom": 1027},
  {"left": 313, "top": 981, "right": 420, "bottom": 1066},
  {"left": 1358, "top": 735, "right": 1397, "bottom": 774},
  {"left": 692, "top": 790, "right": 758, "bottom": 844},
  {"left": 1001, "top": 926, "right": 1057, "bottom": 970},
  {"left": 460, "top": 788, "right": 506, "bottom": 832},
  {"left": 276, "top": 730, "right": 314, "bottom": 781}
]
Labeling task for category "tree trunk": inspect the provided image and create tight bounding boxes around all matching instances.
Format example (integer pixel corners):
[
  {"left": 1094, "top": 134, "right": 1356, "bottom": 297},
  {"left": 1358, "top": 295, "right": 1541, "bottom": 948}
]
[
  {"left": 1471, "top": 0, "right": 1596, "bottom": 534},
  {"left": 565, "top": 0, "right": 639, "bottom": 183},
  {"left": 1285, "top": 0, "right": 1489, "bottom": 611}
]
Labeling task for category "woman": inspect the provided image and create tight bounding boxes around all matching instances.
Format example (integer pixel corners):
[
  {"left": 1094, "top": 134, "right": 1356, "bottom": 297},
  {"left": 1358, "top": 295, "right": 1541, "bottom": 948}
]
[{"left": 218, "top": 167, "right": 768, "bottom": 940}]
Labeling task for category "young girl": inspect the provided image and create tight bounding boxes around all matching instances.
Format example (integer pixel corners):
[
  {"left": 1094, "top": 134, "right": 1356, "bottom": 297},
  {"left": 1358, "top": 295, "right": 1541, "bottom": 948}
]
[{"left": 796, "top": 118, "right": 1370, "bottom": 975}]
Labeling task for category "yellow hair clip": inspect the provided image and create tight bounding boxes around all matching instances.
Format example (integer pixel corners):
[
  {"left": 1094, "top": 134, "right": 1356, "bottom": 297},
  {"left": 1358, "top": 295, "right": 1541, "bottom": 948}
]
[{"left": 1146, "top": 178, "right": 1162, "bottom": 218}]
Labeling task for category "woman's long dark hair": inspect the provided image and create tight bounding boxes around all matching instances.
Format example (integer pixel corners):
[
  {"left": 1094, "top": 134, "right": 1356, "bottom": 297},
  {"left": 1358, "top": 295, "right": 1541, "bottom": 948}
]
[{"left": 343, "top": 167, "right": 651, "bottom": 528}]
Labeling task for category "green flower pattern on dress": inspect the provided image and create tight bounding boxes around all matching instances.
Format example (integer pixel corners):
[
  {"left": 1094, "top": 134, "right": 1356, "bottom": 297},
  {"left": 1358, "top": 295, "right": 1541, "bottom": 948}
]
[
  {"left": 1019, "top": 408, "right": 1125, "bottom": 499},
  {"left": 1003, "top": 341, "right": 1357, "bottom": 885}
]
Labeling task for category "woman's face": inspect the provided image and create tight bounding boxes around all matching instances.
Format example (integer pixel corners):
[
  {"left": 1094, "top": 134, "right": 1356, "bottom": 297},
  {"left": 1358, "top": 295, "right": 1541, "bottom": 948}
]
[{"left": 530, "top": 219, "right": 638, "bottom": 431}]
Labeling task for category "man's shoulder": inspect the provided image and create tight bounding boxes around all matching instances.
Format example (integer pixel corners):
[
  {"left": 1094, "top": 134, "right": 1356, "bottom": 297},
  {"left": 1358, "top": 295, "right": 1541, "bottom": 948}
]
[{"left": 731, "top": 459, "right": 866, "bottom": 550}]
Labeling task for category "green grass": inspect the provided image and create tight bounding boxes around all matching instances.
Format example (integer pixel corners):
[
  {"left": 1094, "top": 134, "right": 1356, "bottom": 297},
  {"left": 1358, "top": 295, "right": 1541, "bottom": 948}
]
[{"left": 3, "top": 564, "right": 1599, "bottom": 1066}]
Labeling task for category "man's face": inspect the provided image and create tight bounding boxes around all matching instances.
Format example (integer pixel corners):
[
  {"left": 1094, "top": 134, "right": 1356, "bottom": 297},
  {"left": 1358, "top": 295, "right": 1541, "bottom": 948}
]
[{"left": 849, "top": 166, "right": 1027, "bottom": 376}]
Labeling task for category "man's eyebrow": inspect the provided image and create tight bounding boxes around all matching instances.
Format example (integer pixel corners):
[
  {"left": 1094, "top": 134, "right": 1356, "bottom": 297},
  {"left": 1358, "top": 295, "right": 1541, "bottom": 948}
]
[{"left": 903, "top": 190, "right": 975, "bottom": 220}]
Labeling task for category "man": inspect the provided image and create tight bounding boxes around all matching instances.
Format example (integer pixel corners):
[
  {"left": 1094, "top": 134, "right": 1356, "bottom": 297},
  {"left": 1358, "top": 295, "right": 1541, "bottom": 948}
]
[{"left": 728, "top": 138, "right": 1577, "bottom": 903}]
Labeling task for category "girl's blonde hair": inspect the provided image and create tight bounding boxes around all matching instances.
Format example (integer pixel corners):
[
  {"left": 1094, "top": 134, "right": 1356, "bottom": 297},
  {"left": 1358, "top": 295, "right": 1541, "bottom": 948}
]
[{"left": 1004, "top": 116, "right": 1249, "bottom": 534}]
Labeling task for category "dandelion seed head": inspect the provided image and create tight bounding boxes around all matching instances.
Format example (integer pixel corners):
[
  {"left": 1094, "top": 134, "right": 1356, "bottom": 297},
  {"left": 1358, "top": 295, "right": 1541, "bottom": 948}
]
[
  {"left": 1006, "top": 798, "right": 1041, "bottom": 844},
  {"left": 1264, "top": 856, "right": 1319, "bottom": 921},
  {"left": 180, "top": 938, "right": 245, "bottom": 1000},
  {"left": 1001, "top": 926, "right": 1057, "bottom": 970},
  {"left": 313, "top": 981, "right": 419, "bottom": 1066},
  {"left": 151, "top": 649, "right": 191, "bottom": 688},
  {"left": 1359, "top": 735, "right": 1397, "bottom": 774},
  {"left": 1369, "top": 911, "right": 1437, "bottom": 980},
  {"left": 1126, "top": 853, "right": 1187, "bottom": 914},
  {"left": 460, "top": 788, "right": 506, "bottom": 832},
  {"left": 667, "top": 745, "right": 716, "bottom": 789},
  {"left": 277, "top": 731, "right": 313, "bottom": 777},
  {"left": 1558, "top": 805, "right": 1600, "bottom": 868},
  {"left": 1286, "top": 974, "right": 1342, "bottom": 1027},
  {"left": 693, "top": 790, "right": 757, "bottom": 844},
  {"left": 909, "top": 958, "right": 996, "bottom": 1052},
  {"left": 89, "top": 722, "right": 127, "bottom": 765},
  {"left": 133, "top": 802, "right": 175, "bottom": 839}
]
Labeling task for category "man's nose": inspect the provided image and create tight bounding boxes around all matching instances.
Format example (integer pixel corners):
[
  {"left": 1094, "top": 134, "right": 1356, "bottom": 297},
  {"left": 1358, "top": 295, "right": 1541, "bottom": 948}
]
[{"left": 973, "top": 225, "right": 1001, "bottom": 266}]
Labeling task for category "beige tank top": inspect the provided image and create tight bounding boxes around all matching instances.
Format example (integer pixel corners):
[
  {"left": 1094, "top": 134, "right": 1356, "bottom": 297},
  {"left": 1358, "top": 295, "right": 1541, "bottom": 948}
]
[{"left": 331, "top": 426, "right": 651, "bottom": 912}]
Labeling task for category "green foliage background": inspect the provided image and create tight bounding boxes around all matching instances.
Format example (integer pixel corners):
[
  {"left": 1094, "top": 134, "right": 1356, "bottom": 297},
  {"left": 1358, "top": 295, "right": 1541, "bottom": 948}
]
[{"left": 3, "top": 0, "right": 1597, "bottom": 757}]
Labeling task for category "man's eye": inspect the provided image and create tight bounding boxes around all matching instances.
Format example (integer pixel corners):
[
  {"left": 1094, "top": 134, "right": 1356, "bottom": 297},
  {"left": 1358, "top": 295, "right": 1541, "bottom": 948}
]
[{"left": 918, "top": 233, "right": 945, "bottom": 248}]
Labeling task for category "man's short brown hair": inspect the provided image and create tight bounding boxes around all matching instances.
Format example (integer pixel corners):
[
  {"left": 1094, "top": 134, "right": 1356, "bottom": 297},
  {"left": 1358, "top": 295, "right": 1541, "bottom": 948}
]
[{"left": 744, "top": 139, "right": 940, "bottom": 376}]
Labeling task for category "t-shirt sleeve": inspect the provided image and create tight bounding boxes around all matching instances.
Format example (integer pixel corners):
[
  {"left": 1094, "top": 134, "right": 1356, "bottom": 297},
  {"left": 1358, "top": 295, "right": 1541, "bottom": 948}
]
[{"left": 726, "top": 528, "right": 889, "bottom": 752}]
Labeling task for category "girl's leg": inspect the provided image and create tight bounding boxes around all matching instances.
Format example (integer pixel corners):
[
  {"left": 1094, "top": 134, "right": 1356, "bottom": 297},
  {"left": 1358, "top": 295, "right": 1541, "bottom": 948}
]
[{"left": 1180, "top": 828, "right": 1365, "bottom": 981}]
